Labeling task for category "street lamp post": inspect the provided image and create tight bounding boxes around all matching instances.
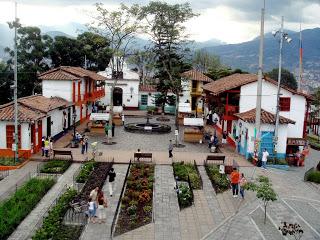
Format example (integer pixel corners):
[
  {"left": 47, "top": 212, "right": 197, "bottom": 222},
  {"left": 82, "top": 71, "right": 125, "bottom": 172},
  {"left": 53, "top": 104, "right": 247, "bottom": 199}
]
[{"left": 272, "top": 16, "right": 292, "bottom": 157}]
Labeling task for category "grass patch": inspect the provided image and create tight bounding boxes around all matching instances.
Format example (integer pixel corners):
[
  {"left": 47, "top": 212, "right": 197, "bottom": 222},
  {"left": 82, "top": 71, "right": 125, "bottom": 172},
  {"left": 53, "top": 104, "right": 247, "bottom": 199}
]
[
  {"left": 173, "top": 162, "right": 201, "bottom": 189},
  {"left": 306, "top": 170, "right": 320, "bottom": 184},
  {"left": 205, "top": 164, "right": 230, "bottom": 193},
  {"left": 0, "top": 178, "right": 55, "bottom": 239},
  {"left": 32, "top": 188, "right": 82, "bottom": 240},
  {"left": 40, "top": 160, "right": 71, "bottom": 174},
  {"left": 75, "top": 161, "right": 97, "bottom": 183}
]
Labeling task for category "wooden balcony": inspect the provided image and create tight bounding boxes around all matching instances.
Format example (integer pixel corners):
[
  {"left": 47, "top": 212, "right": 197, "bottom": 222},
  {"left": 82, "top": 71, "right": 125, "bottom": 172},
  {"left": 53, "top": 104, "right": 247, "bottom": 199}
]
[
  {"left": 191, "top": 88, "right": 202, "bottom": 96},
  {"left": 223, "top": 105, "right": 239, "bottom": 120}
]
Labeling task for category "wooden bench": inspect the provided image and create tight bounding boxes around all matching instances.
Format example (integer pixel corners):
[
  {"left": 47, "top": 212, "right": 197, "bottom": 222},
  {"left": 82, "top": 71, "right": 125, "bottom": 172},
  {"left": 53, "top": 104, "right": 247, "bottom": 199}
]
[
  {"left": 53, "top": 150, "right": 73, "bottom": 160},
  {"left": 205, "top": 155, "right": 225, "bottom": 165},
  {"left": 134, "top": 152, "right": 152, "bottom": 162}
]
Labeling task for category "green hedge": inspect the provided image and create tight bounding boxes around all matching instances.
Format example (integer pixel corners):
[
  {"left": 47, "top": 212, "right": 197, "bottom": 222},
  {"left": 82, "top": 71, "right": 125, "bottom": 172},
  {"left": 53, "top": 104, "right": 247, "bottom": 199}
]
[
  {"left": 306, "top": 170, "right": 320, "bottom": 184},
  {"left": 173, "top": 162, "right": 201, "bottom": 189},
  {"left": 32, "top": 188, "right": 78, "bottom": 240},
  {"left": 177, "top": 184, "right": 193, "bottom": 208},
  {"left": 0, "top": 157, "right": 23, "bottom": 166},
  {"left": 75, "top": 161, "right": 97, "bottom": 183},
  {"left": 40, "top": 160, "right": 71, "bottom": 174},
  {"left": 0, "top": 178, "right": 55, "bottom": 239},
  {"left": 205, "top": 164, "right": 230, "bottom": 193}
]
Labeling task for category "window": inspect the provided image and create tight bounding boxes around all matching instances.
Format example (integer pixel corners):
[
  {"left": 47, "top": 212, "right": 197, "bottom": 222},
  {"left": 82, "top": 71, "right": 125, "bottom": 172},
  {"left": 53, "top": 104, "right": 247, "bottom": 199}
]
[
  {"left": 6, "top": 125, "right": 21, "bottom": 149},
  {"left": 279, "top": 97, "right": 291, "bottom": 111},
  {"left": 141, "top": 95, "right": 148, "bottom": 105}
]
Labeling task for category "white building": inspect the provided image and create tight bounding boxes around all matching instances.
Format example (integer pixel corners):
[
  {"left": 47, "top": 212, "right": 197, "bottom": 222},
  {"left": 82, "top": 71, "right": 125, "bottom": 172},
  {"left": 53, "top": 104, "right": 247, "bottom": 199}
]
[
  {"left": 99, "top": 63, "right": 140, "bottom": 110},
  {"left": 0, "top": 95, "right": 72, "bottom": 158},
  {"left": 203, "top": 73, "right": 312, "bottom": 159},
  {"left": 39, "top": 66, "right": 107, "bottom": 123}
]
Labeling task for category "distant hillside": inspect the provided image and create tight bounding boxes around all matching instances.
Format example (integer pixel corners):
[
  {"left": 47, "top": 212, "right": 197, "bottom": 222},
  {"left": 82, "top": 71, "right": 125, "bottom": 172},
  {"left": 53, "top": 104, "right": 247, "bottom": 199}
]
[
  {"left": 45, "top": 31, "right": 73, "bottom": 39},
  {"left": 204, "top": 28, "right": 320, "bottom": 88}
]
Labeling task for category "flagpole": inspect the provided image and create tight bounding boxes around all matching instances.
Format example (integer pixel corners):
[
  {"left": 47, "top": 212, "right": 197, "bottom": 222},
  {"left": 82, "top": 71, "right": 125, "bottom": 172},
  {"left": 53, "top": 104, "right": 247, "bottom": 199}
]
[{"left": 298, "top": 20, "right": 303, "bottom": 91}]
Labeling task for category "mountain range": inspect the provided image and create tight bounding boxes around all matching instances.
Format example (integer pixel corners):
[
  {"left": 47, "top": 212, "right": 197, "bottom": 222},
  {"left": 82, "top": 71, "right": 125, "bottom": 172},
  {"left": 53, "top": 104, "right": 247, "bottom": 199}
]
[{"left": 0, "top": 22, "right": 319, "bottom": 89}]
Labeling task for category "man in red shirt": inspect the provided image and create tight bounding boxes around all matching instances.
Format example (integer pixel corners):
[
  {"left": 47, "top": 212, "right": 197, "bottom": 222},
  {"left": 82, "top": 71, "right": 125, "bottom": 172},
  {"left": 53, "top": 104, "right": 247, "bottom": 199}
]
[{"left": 230, "top": 168, "right": 240, "bottom": 197}]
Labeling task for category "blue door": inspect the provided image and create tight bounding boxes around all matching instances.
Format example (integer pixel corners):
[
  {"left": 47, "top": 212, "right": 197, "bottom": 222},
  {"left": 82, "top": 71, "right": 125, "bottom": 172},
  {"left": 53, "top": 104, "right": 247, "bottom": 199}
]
[{"left": 260, "top": 131, "right": 274, "bottom": 158}]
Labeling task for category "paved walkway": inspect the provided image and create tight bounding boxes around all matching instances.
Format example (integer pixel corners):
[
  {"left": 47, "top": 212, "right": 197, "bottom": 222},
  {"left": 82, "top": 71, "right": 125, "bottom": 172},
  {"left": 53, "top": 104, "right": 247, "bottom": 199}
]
[
  {"left": 8, "top": 163, "right": 81, "bottom": 240},
  {"left": 0, "top": 161, "right": 39, "bottom": 201},
  {"left": 80, "top": 164, "right": 128, "bottom": 240},
  {"left": 154, "top": 165, "right": 181, "bottom": 240}
]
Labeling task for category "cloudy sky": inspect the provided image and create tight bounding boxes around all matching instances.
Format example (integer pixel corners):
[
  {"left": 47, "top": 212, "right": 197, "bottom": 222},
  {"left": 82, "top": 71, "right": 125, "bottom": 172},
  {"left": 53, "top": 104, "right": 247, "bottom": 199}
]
[{"left": 0, "top": 0, "right": 319, "bottom": 43}]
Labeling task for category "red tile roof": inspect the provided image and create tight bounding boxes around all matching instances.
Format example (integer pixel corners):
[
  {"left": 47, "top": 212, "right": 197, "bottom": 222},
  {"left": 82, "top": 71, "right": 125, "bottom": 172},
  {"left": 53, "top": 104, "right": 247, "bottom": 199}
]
[
  {"left": 0, "top": 95, "right": 72, "bottom": 122},
  {"left": 234, "top": 108, "right": 295, "bottom": 124},
  {"left": 202, "top": 73, "right": 312, "bottom": 100},
  {"left": 139, "top": 85, "right": 157, "bottom": 92},
  {"left": 181, "top": 69, "right": 213, "bottom": 82},
  {"left": 38, "top": 66, "right": 107, "bottom": 81}
]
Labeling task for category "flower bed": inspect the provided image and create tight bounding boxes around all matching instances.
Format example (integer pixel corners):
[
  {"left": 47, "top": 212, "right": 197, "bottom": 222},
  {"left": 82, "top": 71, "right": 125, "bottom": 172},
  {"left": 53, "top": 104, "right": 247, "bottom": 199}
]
[
  {"left": 115, "top": 163, "right": 154, "bottom": 236},
  {"left": 306, "top": 170, "right": 320, "bottom": 184},
  {"left": 75, "top": 161, "right": 97, "bottom": 183},
  {"left": 173, "top": 162, "right": 201, "bottom": 189},
  {"left": 32, "top": 188, "right": 80, "bottom": 240},
  {"left": 40, "top": 160, "right": 72, "bottom": 174},
  {"left": 205, "top": 164, "right": 230, "bottom": 193},
  {"left": 0, "top": 178, "right": 55, "bottom": 239}
]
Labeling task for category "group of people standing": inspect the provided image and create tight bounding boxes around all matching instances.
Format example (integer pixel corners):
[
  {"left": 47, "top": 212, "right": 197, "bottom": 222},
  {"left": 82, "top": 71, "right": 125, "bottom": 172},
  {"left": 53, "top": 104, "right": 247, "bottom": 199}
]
[
  {"left": 41, "top": 136, "right": 53, "bottom": 158},
  {"left": 230, "top": 168, "right": 247, "bottom": 199},
  {"left": 80, "top": 134, "right": 89, "bottom": 155}
]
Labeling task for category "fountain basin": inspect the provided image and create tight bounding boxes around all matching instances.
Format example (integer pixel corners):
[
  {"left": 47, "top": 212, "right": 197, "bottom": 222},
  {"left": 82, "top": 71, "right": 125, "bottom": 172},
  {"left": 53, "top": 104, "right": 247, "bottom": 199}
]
[{"left": 124, "top": 123, "right": 171, "bottom": 134}]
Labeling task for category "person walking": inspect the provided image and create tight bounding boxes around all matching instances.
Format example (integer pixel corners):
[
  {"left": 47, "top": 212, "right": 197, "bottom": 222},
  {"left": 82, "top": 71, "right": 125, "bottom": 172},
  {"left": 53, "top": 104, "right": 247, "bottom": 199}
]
[
  {"left": 121, "top": 114, "right": 125, "bottom": 126},
  {"left": 90, "top": 187, "right": 99, "bottom": 218},
  {"left": 80, "top": 138, "right": 85, "bottom": 154},
  {"left": 261, "top": 148, "right": 269, "bottom": 170},
  {"left": 108, "top": 168, "right": 116, "bottom": 197},
  {"left": 168, "top": 140, "right": 173, "bottom": 158},
  {"left": 49, "top": 138, "right": 53, "bottom": 159},
  {"left": 97, "top": 189, "right": 107, "bottom": 223},
  {"left": 84, "top": 135, "right": 89, "bottom": 153},
  {"left": 44, "top": 137, "right": 50, "bottom": 157},
  {"left": 41, "top": 136, "right": 45, "bottom": 156},
  {"left": 239, "top": 173, "right": 247, "bottom": 199},
  {"left": 112, "top": 122, "right": 115, "bottom": 137},
  {"left": 230, "top": 168, "right": 240, "bottom": 197},
  {"left": 88, "top": 197, "right": 96, "bottom": 223}
]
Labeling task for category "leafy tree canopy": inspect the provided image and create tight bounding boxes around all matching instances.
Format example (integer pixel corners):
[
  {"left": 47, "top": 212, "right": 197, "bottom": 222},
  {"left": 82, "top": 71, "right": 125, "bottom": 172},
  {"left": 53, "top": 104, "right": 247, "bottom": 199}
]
[{"left": 266, "top": 68, "right": 298, "bottom": 90}]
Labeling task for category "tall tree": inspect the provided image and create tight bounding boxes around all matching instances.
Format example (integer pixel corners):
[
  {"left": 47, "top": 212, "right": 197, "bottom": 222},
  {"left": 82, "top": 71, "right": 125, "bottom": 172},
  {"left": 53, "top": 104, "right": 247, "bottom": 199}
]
[
  {"left": 140, "top": 1, "right": 197, "bottom": 130},
  {"left": 5, "top": 24, "right": 52, "bottom": 96},
  {"left": 192, "top": 50, "right": 222, "bottom": 72},
  {"left": 90, "top": 3, "right": 143, "bottom": 141},
  {"left": 0, "top": 62, "right": 13, "bottom": 104},
  {"left": 266, "top": 68, "right": 298, "bottom": 90}
]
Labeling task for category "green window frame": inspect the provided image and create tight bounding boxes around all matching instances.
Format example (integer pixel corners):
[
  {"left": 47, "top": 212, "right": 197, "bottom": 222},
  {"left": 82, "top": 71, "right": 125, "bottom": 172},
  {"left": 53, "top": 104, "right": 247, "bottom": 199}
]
[{"left": 141, "top": 94, "right": 148, "bottom": 105}]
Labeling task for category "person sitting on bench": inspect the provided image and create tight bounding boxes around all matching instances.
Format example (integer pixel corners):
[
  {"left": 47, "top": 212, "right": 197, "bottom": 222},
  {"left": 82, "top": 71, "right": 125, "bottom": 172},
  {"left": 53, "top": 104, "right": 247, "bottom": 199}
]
[{"left": 135, "top": 149, "right": 141, "bottom": 161}]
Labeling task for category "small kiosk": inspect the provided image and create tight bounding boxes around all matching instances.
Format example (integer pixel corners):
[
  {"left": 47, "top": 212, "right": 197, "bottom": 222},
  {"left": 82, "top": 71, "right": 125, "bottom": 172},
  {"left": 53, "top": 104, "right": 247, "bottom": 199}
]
[
  {"left": 89, "top": 113, "right": 110, "bottom": 134},
  {"left": 286, "top": 138, "right": 307, "bottom": 166},
  {"left": 183, "top": 118, "right": 204, "bottom": 143},
  {"left": 178, "top": 103, "right": 192, "bottom": 126}
]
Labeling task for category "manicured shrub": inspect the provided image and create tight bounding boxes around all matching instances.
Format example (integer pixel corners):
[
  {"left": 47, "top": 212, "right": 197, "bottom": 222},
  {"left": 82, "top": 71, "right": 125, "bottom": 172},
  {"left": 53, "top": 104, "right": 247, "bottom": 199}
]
[
  {"left": 40, "top": 160, "right": 71, "bottom": 174},
  {"left": 205, "top": 164, "right": 230, "bottom": 193},
  {"left": 306, "top": 170, "right": 320, "bottom": 184},
  {"left": 0, "top": 178, "right": 55, "bottom": 239},
  {"left": 32, "top": 188, "right": 78, "bottom": 240},
  {"left": 173, "top": 162, "right": 201, "bottom": 189},
  {"left": 177, "top": 184, "right": 193, "bottom": 208}
]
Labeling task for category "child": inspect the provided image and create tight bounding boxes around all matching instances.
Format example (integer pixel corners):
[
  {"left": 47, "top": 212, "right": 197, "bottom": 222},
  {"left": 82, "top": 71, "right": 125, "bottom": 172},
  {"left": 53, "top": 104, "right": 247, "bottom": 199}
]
[
  {"left": 88, "top": 197, "right": 96, "bottom": 223},
  {"left": 239, "top": 173, "right": 247, "bottom": 199}
]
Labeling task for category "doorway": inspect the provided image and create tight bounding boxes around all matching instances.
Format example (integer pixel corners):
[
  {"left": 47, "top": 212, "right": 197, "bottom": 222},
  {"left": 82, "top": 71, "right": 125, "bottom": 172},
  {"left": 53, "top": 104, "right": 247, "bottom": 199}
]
[
  {"left": 113, "top": 87, "right": 123, "bottom": 106},
  {"left": 67, "top": 108, "right": 71, "bottom": 129},
  {"left": 46, "top": 116, "right": 51, "bottom": 137}
]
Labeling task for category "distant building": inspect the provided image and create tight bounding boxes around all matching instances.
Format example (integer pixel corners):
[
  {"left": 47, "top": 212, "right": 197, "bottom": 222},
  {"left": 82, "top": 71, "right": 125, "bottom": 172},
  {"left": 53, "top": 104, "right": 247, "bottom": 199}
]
[
  {"left": 39, "top": 66, "right": 106, "bottom": 123},
  {"left": 203, "top": 73, "right": 312, "bottom": 159},
  {"left": 0, "top": 95, "right": 72, "bottom": 158},
  {"left": 99, "top": 63, "right": 140, "bottom": 110},
  {"left": 180, "top": 69, "right": 213, "bottom": 115}
]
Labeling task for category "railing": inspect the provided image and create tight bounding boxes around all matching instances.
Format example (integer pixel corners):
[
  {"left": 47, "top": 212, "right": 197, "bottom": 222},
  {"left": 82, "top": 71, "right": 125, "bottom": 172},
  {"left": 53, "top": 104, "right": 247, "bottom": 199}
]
[
  {"left": 110, "top": 160, "right": 132, "bottom": 238},
  {"left": 191, "top": 88, "right": 201, "bottom": 95},
  {"left": 0, "top": 169, "right": 9, "bottom": 181},
  {"left": 225, "top": 105, "right": 239, "bottom": 116},
  {"left": 193, "top": 160, "right": 203, "bottom": 189},
  {"left": 27, "top": 184, "right": 70, "bottom": 239}
]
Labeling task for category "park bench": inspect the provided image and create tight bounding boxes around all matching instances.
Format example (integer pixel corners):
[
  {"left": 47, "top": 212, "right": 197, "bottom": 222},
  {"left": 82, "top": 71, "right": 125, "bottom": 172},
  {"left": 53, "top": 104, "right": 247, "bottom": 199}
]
[
  {"left": 53, "top": 149, "right": 73, "bottom": 161},
  {"left": 134, "top": 152, "right": 153, "bottom": 162},
  {"left": 205, "top": 155, "right": 225, "bottom": 165}
]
